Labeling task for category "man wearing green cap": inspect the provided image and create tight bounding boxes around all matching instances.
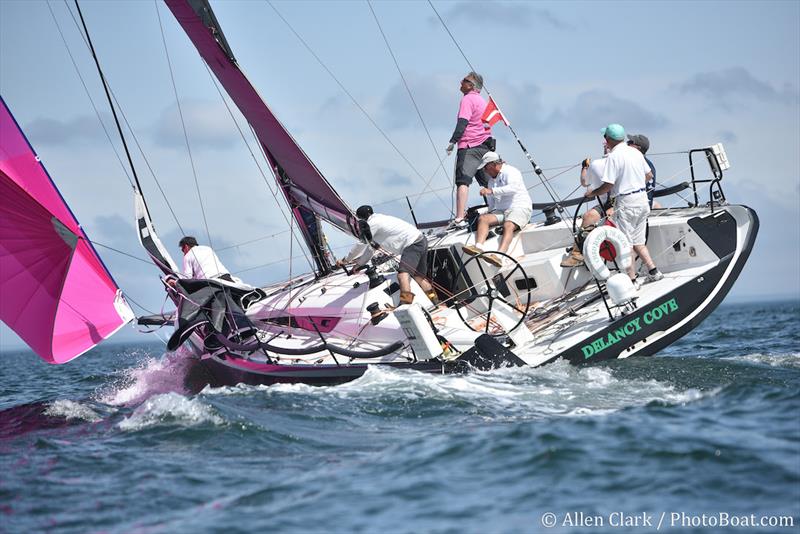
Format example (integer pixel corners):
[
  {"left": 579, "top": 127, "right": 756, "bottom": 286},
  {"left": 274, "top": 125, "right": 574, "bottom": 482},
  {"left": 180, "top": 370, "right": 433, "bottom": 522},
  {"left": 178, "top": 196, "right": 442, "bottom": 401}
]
[{"left": 585, "top": 123, "right": 663, "bottom": 285}]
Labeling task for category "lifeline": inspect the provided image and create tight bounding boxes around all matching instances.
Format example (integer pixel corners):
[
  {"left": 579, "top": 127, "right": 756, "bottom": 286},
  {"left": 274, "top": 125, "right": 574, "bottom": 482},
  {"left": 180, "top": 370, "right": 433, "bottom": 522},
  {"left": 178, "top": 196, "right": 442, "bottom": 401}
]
[{"left": 582, "top": 297, "right": 679, "bottom": 359}]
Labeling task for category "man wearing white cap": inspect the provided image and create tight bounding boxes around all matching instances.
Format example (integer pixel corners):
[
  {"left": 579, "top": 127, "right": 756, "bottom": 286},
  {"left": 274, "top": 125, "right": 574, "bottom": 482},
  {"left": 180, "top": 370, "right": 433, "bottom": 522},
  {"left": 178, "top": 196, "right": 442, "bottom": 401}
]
[
  {"left": 462, "top": 152, "right": 532, "bottom": 266},
  {"left": 586, "top": 123, "right": 663, "bottom": 284}
]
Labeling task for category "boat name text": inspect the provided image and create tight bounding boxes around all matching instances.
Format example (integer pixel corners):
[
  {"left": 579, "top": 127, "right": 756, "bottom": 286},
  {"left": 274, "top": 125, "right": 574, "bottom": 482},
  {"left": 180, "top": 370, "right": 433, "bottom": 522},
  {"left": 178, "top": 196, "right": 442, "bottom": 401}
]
[{"left": 581, "top": 298, "right": 679, "bottom": 359}]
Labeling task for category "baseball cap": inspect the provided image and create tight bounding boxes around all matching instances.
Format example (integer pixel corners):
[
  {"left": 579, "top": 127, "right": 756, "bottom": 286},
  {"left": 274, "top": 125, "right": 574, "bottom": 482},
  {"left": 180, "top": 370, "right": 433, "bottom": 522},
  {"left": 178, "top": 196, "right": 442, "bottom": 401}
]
[
  {"left": 476, "top": 151, "right": 501, "bottom": 169},
  {"left": 600, "top": 123, "right": 626, "bottom": 141},
  {"left": 627, "top": 134, "right": 650, "bottom": 153}
]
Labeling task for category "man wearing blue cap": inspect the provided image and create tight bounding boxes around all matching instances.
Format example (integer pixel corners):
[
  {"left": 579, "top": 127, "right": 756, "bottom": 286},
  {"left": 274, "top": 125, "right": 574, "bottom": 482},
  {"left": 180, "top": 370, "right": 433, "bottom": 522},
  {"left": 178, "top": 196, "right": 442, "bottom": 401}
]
[{"left": 585, "top": 124, "right": 663, "bottom": 285}]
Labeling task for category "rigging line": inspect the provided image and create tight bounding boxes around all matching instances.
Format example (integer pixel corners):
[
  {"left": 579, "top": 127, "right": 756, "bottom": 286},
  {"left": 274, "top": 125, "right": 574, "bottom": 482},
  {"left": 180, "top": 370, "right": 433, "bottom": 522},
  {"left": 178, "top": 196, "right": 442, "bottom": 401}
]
[
  {"left": 62, "top": 0, "right": 186, "bottom": 235},
  {"left": 154, "top": 0, "right": 214, "bottom": 251},
  {"left": 372, "top": 185, "right": 452, "bottom": 207},
  {"left": 200, "top": 64, "right": 315, "bottom": 273},
  {"left": 649, "top": 150, "right": 690, "bottom": 157},
  {"left": 527, "top": 163, "right": 580, "bottom": 192},
  {"left": 202, "top": 65, "right": 275, "bottom": 194},
  {"left": 366, "top": 0, "right": 454, "bottom": 214},
  {"left": 216, "top": 229, "right": 291, "bottom": 251},
  {"left": 233, "top": 251, "right": 314, "bottom": 275},
  {"left": 120, "top": 291, "right": 159, "bottom": 316},
  {"left": 248, "top": 120, "right": 316, "bottom": 273},
  {"left": 46, "top": 1, "right": 132, "bottom": 187},
  {"left": 88, "top": 240, "right": 153, "bottom": 265},
  {"left": 73, "top": 1, "right": 148, "bottom": 207},
  {"left": 264, "top": 0, "right": 452, "bottom": 213}
]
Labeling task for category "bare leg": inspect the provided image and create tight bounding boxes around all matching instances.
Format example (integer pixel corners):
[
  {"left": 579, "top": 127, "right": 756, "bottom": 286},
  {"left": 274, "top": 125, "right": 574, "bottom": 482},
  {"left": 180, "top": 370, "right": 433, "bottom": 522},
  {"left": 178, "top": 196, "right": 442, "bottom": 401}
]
[
  {"left": 455, "top": 185, "right": 468, "bottom": 220},
  {"left": 397, "top": 272, "right": 412, "bottom": 294},
  {"left": 627, "top": 245, "right": 657, "bottom": 279},
  {"left": 581, "top": 208, "right": 601, "bottom": 229},
  {"left": 475, "top": 213, "right": 498, "bottom": 245},
  {"left": 633, "top": 244, "right": 656, "bottom": 270},
  {"left": 414, "top": 275, "right": 433, "bottom": 293},
  {"left": 497, "top": 221, "right": 519, "bottom": 253}
]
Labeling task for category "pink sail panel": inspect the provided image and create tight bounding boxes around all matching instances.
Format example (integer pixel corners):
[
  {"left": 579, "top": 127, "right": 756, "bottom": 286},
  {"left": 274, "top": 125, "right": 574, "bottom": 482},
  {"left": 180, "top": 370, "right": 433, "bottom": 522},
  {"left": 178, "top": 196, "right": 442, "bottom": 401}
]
[
  {"left": 165, "top": 0, "right": 358, "bottom": 238},
  {"left": 0, "top": 98, "right": 133, "bottom": 364}
]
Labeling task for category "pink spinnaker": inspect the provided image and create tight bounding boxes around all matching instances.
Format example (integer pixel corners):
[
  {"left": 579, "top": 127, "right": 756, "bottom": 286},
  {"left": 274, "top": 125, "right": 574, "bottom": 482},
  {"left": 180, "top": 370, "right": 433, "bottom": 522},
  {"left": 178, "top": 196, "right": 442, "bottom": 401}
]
[{"left": 0, "top": 97, "right": 133, "bottom": 364}]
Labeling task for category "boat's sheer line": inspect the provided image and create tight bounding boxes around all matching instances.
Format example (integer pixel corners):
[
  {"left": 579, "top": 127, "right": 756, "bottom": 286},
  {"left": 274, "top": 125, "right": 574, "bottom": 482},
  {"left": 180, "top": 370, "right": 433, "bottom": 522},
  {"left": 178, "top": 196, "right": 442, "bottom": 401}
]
[
  {"left": 59, "top": 0, "right": 186, "bottom": 235},
  {"left": 366, "top": 1, "right": 454, "bottom": 217},
  {"left": 154, "top": 1, "right": 215, "bottom": 258},
  {"left": 264, "top": 0, "right": 452, "bottom": 214}
]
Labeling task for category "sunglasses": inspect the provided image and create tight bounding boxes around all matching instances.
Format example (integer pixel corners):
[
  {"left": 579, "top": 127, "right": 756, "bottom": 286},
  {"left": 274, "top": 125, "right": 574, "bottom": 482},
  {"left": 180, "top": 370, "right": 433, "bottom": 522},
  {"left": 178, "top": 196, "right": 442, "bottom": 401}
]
[{"left": 461, "top": 78, "right": 474, "bottom": 85}]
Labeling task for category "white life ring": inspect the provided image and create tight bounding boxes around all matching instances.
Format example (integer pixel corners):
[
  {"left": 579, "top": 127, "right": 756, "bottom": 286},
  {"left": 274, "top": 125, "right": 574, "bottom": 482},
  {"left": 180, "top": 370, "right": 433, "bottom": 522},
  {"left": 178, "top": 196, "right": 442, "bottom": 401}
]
[{"left": 582, "top": 225, "right": 632, "bottom": 280}]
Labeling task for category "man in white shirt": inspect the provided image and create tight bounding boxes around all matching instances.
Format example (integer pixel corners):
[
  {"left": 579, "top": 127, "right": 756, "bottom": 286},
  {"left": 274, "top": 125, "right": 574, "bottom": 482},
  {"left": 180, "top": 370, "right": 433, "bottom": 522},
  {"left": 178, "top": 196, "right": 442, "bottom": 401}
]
[
  {"left": 585, "top": 124, "right": 663, "bottom": 284},
  {"left": 337, "top": 205, "right": 436, "bottom": 305},
  {"left": 178, "top": 236, "right": 234, "bottom": 282},
  {"left": 462, "top": 152, "right": 532, "bottom": 267}
]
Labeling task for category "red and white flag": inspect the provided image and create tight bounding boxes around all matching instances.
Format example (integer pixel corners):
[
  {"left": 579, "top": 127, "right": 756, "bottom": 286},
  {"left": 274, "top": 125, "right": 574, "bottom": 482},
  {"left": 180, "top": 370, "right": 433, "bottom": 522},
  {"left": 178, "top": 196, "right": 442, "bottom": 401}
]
[{"left": 481, "top": 97, "right": 510, "bottom": 127}]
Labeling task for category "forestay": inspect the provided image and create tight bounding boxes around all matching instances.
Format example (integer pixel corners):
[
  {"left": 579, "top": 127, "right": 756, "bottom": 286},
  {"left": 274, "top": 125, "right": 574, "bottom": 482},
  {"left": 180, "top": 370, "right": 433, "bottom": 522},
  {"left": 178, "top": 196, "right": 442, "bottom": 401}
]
[{"left": 0, "top": 97, "right": 133, "bottom": 364}]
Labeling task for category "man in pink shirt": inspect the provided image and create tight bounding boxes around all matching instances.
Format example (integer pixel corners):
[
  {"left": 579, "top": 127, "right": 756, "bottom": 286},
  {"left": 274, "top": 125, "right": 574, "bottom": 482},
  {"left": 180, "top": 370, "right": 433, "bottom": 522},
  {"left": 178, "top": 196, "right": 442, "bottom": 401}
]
[{"left": 446, "top": 72, "right": 495, "bottom": 223}]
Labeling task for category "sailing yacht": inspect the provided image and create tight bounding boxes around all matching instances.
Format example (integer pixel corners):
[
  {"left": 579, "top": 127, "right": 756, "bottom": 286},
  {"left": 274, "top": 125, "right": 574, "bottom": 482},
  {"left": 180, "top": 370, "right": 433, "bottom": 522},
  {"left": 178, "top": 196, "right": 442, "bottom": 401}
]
[{"left": 0, "top": 0, "right": 759, "bottom": 389}]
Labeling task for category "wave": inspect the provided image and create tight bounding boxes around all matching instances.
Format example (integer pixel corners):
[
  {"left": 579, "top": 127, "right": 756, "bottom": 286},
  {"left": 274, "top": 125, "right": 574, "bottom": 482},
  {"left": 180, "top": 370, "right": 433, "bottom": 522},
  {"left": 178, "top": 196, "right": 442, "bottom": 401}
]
[
  {"left": 202, "top": 359, "right": 708, "bottom": 421},
  {"left": 117, "top": 392, "right": 225, "bottom": 431},
  {"left": 43, "top": 400, "right": 102, "bottom": 423},
  {"left": 725, "top": 352, "right": 800, "bottom": 368}
]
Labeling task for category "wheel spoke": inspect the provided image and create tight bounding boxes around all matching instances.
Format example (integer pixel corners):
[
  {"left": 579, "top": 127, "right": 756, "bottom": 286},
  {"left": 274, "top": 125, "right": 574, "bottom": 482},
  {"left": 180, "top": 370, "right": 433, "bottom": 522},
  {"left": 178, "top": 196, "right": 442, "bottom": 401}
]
[
  {"left": 485, "top": 298, "right": 494, "bottom": 334},
  {"left": 496, "top": 295, "right": 525, "bottom": 315}
]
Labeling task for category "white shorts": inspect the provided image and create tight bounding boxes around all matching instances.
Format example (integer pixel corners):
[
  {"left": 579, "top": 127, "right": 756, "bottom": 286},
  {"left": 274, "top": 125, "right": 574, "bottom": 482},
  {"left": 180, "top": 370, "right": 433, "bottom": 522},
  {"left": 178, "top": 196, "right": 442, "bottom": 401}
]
[{"left": 612, "top": 203, "right": 650, "bottom": 245}]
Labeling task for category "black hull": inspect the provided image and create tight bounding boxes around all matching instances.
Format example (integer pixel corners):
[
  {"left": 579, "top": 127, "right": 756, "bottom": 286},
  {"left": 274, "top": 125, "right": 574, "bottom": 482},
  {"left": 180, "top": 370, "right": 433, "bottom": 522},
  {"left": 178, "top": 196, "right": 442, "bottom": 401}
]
[
  {"left": 185, "top": 357, "right": 446, "bottom": 391},
  {"left": 554, "top": 206, "right": 759, "bottom": 365}
]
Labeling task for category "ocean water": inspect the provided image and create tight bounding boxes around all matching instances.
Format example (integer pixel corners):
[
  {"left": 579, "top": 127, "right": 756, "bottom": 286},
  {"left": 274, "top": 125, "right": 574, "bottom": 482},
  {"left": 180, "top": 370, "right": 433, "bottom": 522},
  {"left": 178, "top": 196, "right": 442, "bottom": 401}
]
[{"left": 1, "top": 300, "right": 798, "bottom": 533}]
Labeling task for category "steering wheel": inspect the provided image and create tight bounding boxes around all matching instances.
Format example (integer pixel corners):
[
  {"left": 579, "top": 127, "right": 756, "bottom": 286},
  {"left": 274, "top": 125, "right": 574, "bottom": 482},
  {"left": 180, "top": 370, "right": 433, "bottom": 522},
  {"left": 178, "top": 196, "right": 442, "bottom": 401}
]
[{"left": 453, "top": 251, "right": 532, "bottom": 336}]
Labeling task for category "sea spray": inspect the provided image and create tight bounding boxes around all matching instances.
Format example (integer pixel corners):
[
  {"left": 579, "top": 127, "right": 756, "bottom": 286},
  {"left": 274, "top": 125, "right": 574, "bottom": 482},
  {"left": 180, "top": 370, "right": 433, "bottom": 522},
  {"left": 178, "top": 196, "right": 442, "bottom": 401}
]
[{"left": 97, "top": 346, "right": 197, "bottom": 406}]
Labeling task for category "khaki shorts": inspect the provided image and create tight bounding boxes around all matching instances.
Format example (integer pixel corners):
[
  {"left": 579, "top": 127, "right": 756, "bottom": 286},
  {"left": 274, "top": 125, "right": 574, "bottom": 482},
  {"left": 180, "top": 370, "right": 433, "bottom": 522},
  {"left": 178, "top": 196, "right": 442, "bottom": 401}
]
[
  {"left": 613, "top": 203, "right": 650, "bottom": 245},
  {"left": 491, "top": 206, "right": 532, "bottom": 231}
]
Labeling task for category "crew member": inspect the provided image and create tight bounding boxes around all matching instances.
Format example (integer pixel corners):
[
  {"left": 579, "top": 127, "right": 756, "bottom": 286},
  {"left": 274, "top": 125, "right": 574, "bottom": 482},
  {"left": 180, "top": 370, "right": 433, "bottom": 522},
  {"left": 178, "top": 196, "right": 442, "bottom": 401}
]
[
  {"left": 176, "top": 236, "right": 237, "bottom": 282},
  {"left": 585, "top": 124, "right": 663, "bottom": 284},
  {"left": 461, "top": 152, "right": 532, "bottom": 267},
  {"left": 446, "top": 71, "right": 495, "bottom": 224},
  {"left": 627, "top": 133, "right": 658, "bottom": 208},
  {"left": 337, "top": 205, "right": 436, "bottom": 305}
]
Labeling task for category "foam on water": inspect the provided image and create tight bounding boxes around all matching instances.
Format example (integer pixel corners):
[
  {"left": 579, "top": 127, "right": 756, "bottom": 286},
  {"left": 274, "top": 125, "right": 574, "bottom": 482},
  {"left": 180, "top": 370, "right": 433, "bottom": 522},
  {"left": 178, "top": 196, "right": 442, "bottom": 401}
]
[
  {"left": 202, "top": 359, "right": 709, "bottom": 421},
  {"left": 117, "top": 392, "right": 225, "bottom": 431},
  {"left": 726, "top": 352, "right": 800, "bottom": 368},
  {"left": 43, "top": 400, "right": 102, "bottom": 423},
  {"left": 97, "top": 347, "right": 195, "bottom": 406}
]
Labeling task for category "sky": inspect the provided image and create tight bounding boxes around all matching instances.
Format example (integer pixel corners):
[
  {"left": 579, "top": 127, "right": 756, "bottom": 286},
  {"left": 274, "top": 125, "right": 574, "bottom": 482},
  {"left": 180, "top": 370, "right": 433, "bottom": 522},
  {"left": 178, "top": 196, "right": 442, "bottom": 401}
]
[{"left": 1, "top": 0, "right": 798, "bottom": 351}]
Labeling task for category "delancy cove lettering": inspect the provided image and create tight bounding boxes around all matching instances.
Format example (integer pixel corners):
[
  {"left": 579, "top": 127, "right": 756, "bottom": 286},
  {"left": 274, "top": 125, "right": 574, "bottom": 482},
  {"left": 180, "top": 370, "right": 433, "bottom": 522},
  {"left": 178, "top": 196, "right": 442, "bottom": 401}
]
[{"left": 582, "top": 298, "right": 679, "bottom": 359}]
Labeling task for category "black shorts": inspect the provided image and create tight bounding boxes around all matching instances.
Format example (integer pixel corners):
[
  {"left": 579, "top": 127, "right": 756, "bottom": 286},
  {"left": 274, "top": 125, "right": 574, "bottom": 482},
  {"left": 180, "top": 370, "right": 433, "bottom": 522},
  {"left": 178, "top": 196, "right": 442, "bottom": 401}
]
[{"left": 399, "top": 237, "right": 428, "bottom": 277}]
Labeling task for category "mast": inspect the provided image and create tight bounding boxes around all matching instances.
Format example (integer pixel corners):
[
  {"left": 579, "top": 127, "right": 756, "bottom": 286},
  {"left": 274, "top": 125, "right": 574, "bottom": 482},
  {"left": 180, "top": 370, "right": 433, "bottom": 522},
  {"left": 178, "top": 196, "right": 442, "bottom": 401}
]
[{"left": 165, "top": 0, "right": 360, "bottom": 275}]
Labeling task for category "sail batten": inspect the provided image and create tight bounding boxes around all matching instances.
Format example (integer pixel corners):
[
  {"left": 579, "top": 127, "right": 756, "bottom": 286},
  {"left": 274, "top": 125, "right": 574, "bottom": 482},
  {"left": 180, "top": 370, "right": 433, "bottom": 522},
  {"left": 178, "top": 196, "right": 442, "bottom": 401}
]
[
  {"left": 165, "top": 0, "right": 358, "bottom": 274},
  {"left": 0, "top": 97, "right": 133, "bottom": 364}
]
